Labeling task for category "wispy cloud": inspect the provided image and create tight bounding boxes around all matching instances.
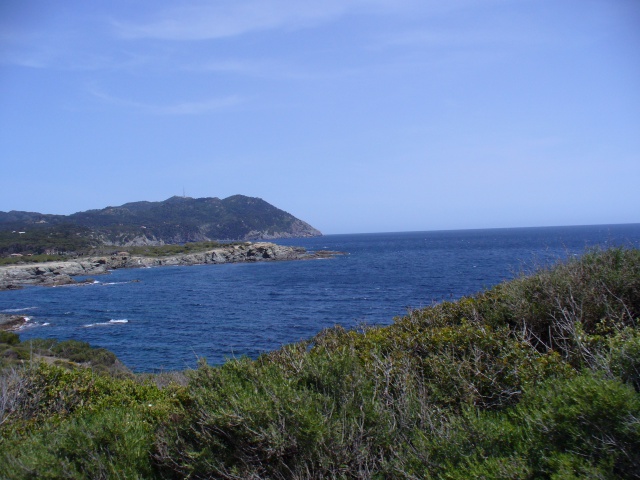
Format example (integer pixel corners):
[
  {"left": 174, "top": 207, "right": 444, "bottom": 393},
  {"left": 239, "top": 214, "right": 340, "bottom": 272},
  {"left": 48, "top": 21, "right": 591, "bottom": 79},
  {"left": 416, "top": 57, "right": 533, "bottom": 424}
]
[
  {"left": 0, "top": 28, "right": 57, "bottom": 68},
  {"left": 113, "top": 0, "right": 415, "bottom": 41},
  {"left": 189, "top": 58, "right": 363, "bottom": 81},
  {"left": 89, "top": 87, "right": 243, "bottom": 115},
  {"left": 114, "top": 2, "right": 336, "bottom": 40},
  {"left": 380, "top": 27, "right": 562, "bottom": 50},
  {"left": 0, "top": 26, "right": 152, "bottom": 71}
]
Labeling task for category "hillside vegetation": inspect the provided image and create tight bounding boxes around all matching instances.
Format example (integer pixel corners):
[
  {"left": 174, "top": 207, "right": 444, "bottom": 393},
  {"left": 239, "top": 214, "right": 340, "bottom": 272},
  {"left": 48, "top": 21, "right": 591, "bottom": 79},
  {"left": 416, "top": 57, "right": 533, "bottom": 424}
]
[
  {"left": 0, "top": 195, "right": 321, "bottom": 258},
  {"left": 0, "top": 241, "right": 244, "bottom": 266},
  {"left": 1, "top": 247, "right": 639, "bottom": 479}
]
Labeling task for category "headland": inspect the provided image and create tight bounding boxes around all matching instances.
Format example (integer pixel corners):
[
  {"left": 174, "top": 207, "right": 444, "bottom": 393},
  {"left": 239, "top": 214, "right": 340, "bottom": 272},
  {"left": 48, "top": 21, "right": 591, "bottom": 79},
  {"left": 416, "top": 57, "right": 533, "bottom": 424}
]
[{"left": 0, "top": 242, "right": 341, "bottom": 292}]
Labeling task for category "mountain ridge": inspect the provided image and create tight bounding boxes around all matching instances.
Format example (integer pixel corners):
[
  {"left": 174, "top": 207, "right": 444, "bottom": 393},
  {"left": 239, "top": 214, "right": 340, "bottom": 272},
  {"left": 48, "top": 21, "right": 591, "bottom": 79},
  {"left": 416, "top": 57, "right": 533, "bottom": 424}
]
[{"left": 0, "top": 195, "right": 321, "bottom": 252}]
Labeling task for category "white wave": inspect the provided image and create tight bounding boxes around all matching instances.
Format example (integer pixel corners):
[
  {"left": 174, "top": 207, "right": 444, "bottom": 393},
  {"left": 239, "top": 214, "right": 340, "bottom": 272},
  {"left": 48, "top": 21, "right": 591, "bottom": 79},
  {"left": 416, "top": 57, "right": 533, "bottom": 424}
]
[
  {"left": 83, "top": 319, "right": 129, "bottom": 328},
  {"left": 42, "top": 322, "right": 50, "bottom": 326},
  {"left": 2, "top": 307, "right": 37, "bottom": 313},
  {"left": 15, "top": 320, "right": 43, "bottom": 331}
]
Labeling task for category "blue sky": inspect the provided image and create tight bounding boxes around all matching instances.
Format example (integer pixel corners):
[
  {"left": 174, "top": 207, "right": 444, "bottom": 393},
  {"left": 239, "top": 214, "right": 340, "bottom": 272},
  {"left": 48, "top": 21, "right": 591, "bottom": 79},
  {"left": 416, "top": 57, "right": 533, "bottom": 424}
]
[{"left": 1, "top": 0, "right": 639, "bottom": 234}]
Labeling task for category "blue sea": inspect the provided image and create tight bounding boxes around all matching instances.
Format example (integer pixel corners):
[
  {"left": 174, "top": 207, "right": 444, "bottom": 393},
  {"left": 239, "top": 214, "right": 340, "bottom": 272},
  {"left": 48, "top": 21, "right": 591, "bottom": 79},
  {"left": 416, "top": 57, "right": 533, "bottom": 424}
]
[{"left": 2, "top": 224, "right": 640, "bottom": 372}]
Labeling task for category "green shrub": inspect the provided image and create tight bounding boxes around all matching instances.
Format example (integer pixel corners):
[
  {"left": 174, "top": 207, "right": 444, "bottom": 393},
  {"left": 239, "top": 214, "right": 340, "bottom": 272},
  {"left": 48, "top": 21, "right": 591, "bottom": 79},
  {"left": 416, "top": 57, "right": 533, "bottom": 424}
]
[
  {"left": 487, "top": 247, "right": 640, "bottom": 364},
  {"left": 608, "top": 327, "right": 640, "bottom": 391},
  {"left": 0, "top": 331, "right": 20, "bottom": 346},
  {"left": 157, "top": 356, "right": 359, "bottom": 478},
  {"left": 1, "top": 363, "right": 183, "bottom": 433},
  {"left": 514, "top": 372, "right": 640, "bottom": 478},
  {"left": 21, "top": 338, "right": 130, "bottom": 376},
  {"left": 1, "top": 406, "right": 161, "bottom": 479},
  {"left": 386, "top": 373, "right": 640, "bottom": 479}
]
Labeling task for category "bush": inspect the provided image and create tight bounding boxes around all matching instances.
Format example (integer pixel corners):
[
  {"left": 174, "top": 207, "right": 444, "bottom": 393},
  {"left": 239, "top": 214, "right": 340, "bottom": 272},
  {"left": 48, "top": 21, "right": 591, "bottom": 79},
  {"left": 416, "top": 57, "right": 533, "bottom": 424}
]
[
  {"left": 487, "top": 247, "right": 640, "bottom": 365},
  {"left": 607, "top": 328, "right": 640, "bottom": 391},
  {"left": 0, "top": 331, "right": 20, "bottom": 346},
  {"left": 21, "top": 338, "right": 130, "bottom": 376},
  {"left": 0, "top": 363, "right": 183, "bottom": 432},
  {"left": 516, "top": 372, "right": 640, "bottom": 478},
  {"left": 1, "top": 407, "right": 158, "bottom": 479}
]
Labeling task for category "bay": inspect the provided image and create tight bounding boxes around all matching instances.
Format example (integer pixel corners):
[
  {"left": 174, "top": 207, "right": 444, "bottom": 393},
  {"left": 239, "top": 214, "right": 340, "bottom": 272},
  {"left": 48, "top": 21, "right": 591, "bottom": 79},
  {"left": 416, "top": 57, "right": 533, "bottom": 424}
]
[{"left": 2, "top": 224, "right": 639, "bottom": 372}]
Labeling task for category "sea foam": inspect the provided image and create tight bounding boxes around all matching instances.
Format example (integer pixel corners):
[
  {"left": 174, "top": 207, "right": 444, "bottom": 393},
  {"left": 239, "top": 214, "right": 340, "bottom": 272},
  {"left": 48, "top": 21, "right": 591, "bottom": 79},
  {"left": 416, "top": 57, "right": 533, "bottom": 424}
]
[{"left": 83, "top": 319, "right": 129, "bottom": 328}]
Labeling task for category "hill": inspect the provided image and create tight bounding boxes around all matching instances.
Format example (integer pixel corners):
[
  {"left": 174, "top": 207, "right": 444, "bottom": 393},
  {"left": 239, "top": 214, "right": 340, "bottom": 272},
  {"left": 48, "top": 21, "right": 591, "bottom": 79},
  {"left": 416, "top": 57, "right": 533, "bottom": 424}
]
[
  {"left": 0, "top": 195, "right": 321, "bottom": 255},
  {"left": 1, "top": 247, "right": 639, "bottom": 478}
]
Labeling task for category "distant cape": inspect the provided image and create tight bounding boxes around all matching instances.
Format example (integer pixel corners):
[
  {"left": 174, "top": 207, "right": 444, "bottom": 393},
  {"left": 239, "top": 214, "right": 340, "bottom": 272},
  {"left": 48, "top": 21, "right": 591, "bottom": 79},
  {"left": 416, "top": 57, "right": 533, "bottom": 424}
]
[{"left": 0, "top": 195, "right": 321, "bottom": 245}]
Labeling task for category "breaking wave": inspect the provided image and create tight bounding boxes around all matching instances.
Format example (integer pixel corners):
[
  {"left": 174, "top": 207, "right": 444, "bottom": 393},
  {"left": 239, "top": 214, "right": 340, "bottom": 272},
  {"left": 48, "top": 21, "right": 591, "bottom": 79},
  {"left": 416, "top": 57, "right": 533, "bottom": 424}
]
[
  {"left": 83, "top": 319, "right": 129, "bottom": 328},
  {"left": 12, "top": 317, "right": 50, "bottom": 330}
]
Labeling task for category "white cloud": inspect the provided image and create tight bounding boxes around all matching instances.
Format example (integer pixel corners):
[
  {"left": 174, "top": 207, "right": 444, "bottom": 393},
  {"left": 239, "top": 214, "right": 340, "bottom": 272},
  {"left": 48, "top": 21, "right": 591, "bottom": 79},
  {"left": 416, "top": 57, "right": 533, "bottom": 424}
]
[
  {"left": 380, "top": 27, "right": 566, "bottom": 51},
  {"left": 189, "top": 58, "right": 362, "bottom": 81},
  {"left": 112, "top": 0, "right": 423, "bottom": 41},
  {"left": 89, "top": 87, "right": 243, "bottom": 115},
  {"left": 114, "top": 1, "right": 341, "bottom": 40}
]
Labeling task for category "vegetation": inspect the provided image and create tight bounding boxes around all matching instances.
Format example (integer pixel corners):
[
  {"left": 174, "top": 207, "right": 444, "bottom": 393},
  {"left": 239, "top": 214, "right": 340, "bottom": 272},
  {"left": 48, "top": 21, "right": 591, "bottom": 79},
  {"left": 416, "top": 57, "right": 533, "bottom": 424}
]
[
  {"left": 0, "top": 238, "right": 243, "bottom": 265},
  {"left": 0, "top": 336, "right": 131, "bottom": 376},
  {"left": 0, "top": 254, "right": 69, "bottom": 266},
  {"left": 0, "top": 224, "right": 99, "bottom": 258},
  {"left": 0, "top": 195, "right": 319, "bottom": 258},
  {"left": 1, "top": 247, "right": 639, "bottom": 478},
  {"left": 123, "top": 241, "right": 242, "bottom": 257}
]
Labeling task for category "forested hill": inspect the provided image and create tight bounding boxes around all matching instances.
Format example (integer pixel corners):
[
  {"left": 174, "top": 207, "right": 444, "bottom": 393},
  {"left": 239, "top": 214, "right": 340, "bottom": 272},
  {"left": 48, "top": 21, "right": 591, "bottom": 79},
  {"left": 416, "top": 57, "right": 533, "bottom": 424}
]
[{"left": 0, "top": 195, "right": 321, "bottom": 250}]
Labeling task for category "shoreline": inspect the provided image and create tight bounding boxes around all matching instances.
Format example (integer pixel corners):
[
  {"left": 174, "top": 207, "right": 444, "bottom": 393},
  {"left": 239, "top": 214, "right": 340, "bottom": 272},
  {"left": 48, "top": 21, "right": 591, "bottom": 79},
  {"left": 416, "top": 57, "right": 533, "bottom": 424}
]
[{"left": 0, "top": 242, "right": 342, "bottom": 292}]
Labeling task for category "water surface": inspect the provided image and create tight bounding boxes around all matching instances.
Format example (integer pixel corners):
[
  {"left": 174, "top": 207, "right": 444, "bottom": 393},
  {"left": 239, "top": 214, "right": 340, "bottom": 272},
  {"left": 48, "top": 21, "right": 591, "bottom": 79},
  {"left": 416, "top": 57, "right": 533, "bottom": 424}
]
[{"left": 2, "top": 224, "right": 639, "bottom": 372}]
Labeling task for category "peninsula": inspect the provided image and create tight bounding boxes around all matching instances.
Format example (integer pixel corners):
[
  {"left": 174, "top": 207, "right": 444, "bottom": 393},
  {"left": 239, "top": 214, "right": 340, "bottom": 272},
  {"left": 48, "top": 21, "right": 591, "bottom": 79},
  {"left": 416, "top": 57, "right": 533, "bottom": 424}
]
[{"left": 0, "top": 242, "right": 340, "bottom": 291}]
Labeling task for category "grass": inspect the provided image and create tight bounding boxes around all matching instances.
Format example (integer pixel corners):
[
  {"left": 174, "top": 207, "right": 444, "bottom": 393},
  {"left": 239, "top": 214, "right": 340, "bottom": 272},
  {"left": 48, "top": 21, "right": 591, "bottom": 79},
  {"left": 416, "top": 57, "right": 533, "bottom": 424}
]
[{"left": 1, "top": 247, "right": 639, "bottom": 478}]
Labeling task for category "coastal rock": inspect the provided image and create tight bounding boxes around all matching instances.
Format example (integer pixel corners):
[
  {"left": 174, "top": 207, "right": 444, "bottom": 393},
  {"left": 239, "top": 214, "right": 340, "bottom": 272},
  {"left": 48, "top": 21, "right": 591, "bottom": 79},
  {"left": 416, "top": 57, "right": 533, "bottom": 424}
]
[
  {"left": 0, "top": 314, "right": 29, "bottom": 331},
  {"left": 0, "top": 243, "right": 343, "bottom": 290}
]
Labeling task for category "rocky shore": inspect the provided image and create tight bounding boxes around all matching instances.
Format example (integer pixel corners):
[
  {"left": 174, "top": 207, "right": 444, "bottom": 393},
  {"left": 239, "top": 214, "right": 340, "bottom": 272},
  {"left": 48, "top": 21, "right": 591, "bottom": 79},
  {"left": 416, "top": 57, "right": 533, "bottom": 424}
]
[
  {"left": 0, "top": 313, "right": 31, "bottom": 331},
  {"left": 0, "top": 242, "right": 340, "bottom": 291}
]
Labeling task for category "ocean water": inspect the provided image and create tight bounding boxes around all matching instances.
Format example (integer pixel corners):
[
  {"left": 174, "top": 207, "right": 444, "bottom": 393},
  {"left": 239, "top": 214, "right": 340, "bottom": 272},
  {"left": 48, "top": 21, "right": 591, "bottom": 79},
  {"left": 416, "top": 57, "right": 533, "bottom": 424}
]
[{"left": 2, "top": 224, "right": 639, "bottom": 372}]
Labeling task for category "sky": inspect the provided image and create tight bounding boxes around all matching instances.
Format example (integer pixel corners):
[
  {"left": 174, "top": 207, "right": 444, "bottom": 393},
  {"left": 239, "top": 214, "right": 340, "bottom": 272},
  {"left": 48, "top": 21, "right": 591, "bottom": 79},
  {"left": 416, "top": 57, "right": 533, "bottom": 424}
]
[{"left": 1, "top": 0, "right": 639, "bottom": 234}]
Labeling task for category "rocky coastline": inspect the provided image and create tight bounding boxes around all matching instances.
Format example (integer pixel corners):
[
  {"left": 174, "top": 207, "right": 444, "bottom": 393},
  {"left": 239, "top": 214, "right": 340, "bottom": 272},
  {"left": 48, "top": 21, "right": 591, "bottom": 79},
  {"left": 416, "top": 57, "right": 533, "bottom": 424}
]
[
  {"left": 0, "top": 313, "right": 31, "bottom": 331},
  {"left": 0, "top": 242, "right": 340, "bottom": 292}
]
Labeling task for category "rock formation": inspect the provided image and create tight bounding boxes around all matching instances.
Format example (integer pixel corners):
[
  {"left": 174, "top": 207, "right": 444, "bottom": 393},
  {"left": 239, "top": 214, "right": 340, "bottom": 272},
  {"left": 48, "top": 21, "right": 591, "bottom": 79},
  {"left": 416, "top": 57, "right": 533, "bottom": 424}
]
[{"left": 0, "top": 243, "right": 339, "bottom": 290}]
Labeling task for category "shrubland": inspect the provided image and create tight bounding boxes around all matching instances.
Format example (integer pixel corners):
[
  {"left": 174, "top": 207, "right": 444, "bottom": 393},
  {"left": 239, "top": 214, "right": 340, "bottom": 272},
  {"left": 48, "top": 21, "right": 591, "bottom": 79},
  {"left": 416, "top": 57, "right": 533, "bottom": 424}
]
[
  {"left": 0, "top": 235, "right": 242, "bottom": 264},
  {"left": 1, "top": 247, "right": 639, "bottom": 479}
]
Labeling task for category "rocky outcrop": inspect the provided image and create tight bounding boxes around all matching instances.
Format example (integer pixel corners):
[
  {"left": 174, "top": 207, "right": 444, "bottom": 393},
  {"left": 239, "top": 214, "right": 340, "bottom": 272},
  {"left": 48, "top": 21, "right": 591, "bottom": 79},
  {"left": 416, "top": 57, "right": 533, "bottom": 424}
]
[
  {"left": 0, "top": 243, "right": 341, "bottom": 290},
  {"left": 0, "top": 261, "right": 103, "bottom": 289},
  {"left": 0, "top": 314, "right": 31, "bottom": 331}
]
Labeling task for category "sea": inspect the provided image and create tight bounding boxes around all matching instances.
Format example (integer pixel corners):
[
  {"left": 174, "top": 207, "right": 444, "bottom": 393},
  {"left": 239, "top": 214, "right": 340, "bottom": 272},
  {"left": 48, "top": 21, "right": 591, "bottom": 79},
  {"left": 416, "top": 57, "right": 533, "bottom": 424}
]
[{"left": 2, "top": 224, "right": 640, "bottom": 373}]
